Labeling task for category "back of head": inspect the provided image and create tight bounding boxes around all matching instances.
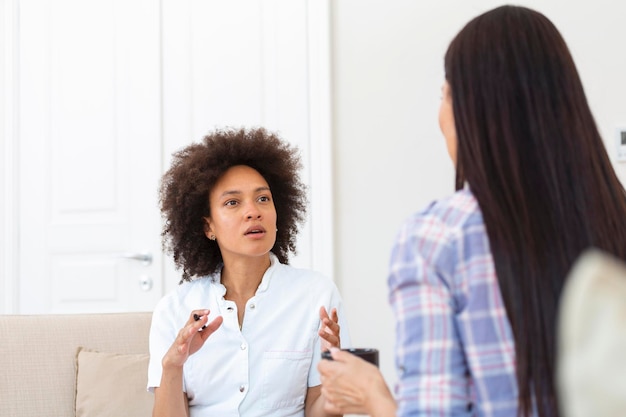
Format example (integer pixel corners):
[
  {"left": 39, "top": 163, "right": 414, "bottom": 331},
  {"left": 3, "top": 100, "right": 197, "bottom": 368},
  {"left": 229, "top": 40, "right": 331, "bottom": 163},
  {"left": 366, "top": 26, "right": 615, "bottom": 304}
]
[{"left": 444, "top": 5, "right": 626, "bottom": 417}]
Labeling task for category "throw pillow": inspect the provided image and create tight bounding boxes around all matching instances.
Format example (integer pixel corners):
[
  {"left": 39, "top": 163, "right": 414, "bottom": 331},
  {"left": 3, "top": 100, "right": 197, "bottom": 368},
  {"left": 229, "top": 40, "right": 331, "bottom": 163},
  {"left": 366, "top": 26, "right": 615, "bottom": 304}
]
[{"left": 75, "top": 347, "right": 153, "bottom": 417}]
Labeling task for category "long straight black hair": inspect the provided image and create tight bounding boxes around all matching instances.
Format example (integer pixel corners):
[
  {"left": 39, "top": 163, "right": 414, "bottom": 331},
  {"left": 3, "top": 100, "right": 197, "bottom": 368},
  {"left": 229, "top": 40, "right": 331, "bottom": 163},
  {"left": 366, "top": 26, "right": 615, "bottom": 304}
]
[{"left": 445, "top": 5, "right": 626, "bottom": 417}]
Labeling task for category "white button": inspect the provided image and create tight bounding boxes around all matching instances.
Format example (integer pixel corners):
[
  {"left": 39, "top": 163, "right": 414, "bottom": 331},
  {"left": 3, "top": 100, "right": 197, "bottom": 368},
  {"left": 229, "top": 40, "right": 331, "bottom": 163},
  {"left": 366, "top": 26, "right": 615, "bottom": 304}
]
[
  {"left": 249, "top": 303, "right": 256, "bottom": 310},
  {"left": 227, "top": 306, "right": 234, "bottom": 312},
  {"left": 239, "top": 385, "right": 245, "bottom": 393},
  {"left": 240, "top": 343, "right": 247, "bottom": 350}
]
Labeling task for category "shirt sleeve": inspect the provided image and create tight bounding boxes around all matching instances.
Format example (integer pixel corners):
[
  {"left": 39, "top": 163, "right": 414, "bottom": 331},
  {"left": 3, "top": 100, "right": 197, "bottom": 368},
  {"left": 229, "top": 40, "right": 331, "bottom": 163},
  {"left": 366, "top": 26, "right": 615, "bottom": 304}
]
[{"left": 388, "top": 214, "right": 473, "bottom": 417}]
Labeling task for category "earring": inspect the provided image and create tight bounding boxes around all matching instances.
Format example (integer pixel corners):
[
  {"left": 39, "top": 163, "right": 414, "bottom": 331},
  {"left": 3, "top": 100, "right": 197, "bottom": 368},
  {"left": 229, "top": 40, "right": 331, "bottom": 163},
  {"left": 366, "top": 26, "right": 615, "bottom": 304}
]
[{"left": 209, "top": 234, "right": 216, "bottom": 241}]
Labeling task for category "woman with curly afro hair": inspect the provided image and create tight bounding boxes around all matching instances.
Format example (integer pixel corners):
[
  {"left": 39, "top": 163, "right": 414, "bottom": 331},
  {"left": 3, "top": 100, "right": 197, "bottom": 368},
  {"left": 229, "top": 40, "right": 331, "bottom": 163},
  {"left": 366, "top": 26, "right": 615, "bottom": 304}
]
[{"left": 147, "top": 127, "right": 351, "bottom": 417}]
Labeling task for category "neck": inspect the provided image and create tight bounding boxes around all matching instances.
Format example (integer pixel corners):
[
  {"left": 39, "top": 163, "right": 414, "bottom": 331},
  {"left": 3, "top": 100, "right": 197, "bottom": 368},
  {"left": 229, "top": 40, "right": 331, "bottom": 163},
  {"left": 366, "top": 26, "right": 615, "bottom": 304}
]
[{"left": 220, "top": 254, "right": 271, "bottom": 299}]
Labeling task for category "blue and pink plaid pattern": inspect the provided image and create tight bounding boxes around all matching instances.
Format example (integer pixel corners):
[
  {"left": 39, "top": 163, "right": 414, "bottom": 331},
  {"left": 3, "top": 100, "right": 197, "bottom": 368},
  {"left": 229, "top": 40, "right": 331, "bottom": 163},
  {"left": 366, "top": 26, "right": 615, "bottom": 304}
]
[{"left": 388, "top": 188, "right": 523, "bottom": 417}]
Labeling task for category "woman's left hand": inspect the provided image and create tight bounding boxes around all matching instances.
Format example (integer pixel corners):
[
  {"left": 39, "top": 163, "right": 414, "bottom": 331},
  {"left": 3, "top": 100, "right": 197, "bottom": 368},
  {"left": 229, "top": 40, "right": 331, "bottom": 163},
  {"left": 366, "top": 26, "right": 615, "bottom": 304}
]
[{"left": 319, "top": 306, "right": 340, "bottom": 350}]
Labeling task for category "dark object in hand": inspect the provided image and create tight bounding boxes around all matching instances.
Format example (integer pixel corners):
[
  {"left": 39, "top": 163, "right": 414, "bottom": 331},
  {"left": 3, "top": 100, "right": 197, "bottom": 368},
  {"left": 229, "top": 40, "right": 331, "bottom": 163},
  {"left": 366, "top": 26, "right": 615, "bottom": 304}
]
[{"left": 321, "top": 348, "right": 379, "bottom": 367}]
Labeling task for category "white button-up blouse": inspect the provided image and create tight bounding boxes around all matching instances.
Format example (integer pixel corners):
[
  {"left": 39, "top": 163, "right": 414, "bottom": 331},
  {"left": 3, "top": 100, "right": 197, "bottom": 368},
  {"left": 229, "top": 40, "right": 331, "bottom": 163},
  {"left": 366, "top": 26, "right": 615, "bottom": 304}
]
[{"left": 148, "top": 253, "right": 351, "bottom": 417}]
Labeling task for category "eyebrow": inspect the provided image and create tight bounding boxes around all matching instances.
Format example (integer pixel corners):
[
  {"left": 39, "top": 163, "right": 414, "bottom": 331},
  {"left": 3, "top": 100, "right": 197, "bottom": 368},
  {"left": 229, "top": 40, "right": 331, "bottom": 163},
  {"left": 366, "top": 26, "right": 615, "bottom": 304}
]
[{"left": 219, "top": 186, "right": 271, "bottom": 198}]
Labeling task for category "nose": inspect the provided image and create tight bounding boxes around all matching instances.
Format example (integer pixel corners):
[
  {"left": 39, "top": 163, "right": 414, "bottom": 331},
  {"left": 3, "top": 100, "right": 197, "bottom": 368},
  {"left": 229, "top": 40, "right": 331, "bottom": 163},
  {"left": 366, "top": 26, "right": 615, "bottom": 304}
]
[{"left": 245, "top": 203, "right": 262, "bottom": 220}]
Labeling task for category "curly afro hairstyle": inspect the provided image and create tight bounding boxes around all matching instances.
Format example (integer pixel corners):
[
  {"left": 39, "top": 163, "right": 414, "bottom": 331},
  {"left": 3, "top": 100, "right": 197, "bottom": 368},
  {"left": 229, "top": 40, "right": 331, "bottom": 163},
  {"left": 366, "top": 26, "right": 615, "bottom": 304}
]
[{"left": 159, "top": 127, "right": 308, "bottom": 282}]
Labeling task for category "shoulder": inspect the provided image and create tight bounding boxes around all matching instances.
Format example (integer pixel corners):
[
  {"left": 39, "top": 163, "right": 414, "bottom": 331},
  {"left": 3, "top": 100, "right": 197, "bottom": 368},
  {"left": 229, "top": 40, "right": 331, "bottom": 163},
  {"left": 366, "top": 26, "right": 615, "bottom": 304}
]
[
  {"left": 394, "top": 188, "right": 483, "bottom": 248},
  {"left": 390, "top": 189, "right": 488, "bottom": 284},
  {"left": 154, "top": 275, "right": 215, "bottom": 315},
  {"left": 406, "top": 188, "right": 480, "bottom": 233}
]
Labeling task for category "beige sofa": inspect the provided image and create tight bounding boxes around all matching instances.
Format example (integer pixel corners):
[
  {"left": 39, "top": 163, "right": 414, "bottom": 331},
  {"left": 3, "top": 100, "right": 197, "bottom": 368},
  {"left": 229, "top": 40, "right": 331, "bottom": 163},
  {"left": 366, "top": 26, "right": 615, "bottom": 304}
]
[{"left": 0, "top": 312, "right": 154, "bottom": 417}]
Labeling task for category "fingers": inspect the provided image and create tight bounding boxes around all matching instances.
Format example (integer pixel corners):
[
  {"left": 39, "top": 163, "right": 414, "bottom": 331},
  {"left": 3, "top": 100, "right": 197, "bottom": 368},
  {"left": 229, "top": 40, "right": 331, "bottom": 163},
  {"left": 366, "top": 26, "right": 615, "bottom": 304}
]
[
  {"left": 319, "top": 327, "right": 340, "bottom": 348},
  {"left": 163, "top": 309, "right": 221, "bottom": 368},
  {"left": 322, "top": 395, "right": 342, "bottom": 415},
  {"left": 174, "top": 322, "right": 198, "bottom": 354},
  {"left": 322, "top": 388, "right": 351, "bottom": 415},
  {"left": 319, "top": 306, "right": 338, "bottom": 323},
  {"left": 319, "top": 306, "right": 341, "bottom": 348},
  {"left": 179, "top": 310, "right": 216, "bottom": 348},
  {"left": 190, "top": 309, "right": 210, "bottom": 331},
  {"left": 199, "top": 315, "right": 224, "bottom": 341},
  {"left": 330, "top": 307, "right": 339, "bottom": 323},
  {"left": 318, "top": 353, "right": 376, "bottom": 416},
  {"left": 318, "top": 359, "right": 358, "bottom": 415},
  {"left": 169, "top": 326, "right": 193, "bottom": 358},
  {"left": 328, "top": 348, "right": 354, "bottom": 362}
]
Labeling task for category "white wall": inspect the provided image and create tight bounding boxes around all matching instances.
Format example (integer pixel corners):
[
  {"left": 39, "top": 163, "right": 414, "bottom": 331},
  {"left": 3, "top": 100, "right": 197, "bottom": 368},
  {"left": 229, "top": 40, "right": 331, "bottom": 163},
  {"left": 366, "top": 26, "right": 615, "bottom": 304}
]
[
  {"left": 1, "top": 0, "right": 19, "bottom": 314},
  {"left": 331, "top": 0, "right": 626, "bottom": 394}
]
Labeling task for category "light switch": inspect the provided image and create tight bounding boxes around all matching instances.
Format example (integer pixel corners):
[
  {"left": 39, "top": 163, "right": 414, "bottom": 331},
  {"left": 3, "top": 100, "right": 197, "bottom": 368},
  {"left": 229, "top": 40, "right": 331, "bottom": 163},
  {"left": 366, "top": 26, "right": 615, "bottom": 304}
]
[{"left": 615, "top": 127, "right": 626, "bottom": 162}]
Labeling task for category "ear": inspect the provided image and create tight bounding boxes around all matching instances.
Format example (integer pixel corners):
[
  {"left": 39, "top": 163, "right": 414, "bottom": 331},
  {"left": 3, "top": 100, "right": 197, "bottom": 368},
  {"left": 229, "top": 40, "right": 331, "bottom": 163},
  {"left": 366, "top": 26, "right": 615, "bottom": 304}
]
[{"left": 203, "top": 217, "right": 213, "bottom": 239}]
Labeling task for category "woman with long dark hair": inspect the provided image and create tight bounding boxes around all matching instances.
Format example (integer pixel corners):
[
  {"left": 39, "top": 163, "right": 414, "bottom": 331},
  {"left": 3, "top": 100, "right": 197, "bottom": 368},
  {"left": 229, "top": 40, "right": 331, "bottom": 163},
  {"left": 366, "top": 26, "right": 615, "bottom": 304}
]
[{"left": 318, "top": 5, "right": 626, "bottom": 417}]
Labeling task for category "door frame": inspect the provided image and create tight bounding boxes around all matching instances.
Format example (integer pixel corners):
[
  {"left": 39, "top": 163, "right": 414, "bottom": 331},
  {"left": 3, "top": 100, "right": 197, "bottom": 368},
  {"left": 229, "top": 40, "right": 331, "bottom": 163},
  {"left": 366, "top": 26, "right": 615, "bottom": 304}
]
[{"left": 305, "top": 0, "right": 335, "bottom": 287}]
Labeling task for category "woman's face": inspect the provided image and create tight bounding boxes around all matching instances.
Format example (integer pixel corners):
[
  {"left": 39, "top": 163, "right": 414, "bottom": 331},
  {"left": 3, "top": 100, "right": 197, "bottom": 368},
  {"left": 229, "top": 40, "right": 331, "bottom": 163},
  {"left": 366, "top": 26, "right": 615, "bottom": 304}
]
[
  {"left": 439, "top": 81, "right": 457, "bottom": 165},
  {"left": 204, "top": 165, "right": 277, "bottom": 264}
]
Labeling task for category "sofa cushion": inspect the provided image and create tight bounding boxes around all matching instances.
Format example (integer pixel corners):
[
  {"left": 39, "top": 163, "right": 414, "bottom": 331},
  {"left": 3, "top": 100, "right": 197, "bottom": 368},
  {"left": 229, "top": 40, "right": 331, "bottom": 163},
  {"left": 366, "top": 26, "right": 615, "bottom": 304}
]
[{"left": 75, "top": 347, "right": 153, "bottom": 417}]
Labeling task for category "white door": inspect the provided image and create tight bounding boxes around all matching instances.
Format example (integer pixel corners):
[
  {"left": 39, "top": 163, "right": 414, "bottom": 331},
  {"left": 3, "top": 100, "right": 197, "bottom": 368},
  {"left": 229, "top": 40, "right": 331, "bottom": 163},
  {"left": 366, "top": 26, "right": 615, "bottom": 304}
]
[
  {"left": 160, "top": 0, "right": 335, "bottom": 292},
  {"left": 10, "top": 0, "right": 333, "bottom": 314},
  {"left": 17, "top": 0, "right": 163, "bottom": 313}
]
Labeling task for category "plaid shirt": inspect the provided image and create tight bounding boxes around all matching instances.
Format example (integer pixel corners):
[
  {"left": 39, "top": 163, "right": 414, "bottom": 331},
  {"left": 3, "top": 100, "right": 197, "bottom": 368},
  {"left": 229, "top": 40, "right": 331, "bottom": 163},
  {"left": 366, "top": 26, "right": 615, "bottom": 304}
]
[{"left": 389, "top": 188, "right": 522, "bottom": 417}]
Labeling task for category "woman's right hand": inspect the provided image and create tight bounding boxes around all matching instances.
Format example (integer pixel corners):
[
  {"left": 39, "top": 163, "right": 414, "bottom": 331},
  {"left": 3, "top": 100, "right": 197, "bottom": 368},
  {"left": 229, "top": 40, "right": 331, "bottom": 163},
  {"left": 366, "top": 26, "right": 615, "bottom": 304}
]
[
  {"left": 318, "top": 348, "right": 396, "bottom": 417},
  {"left": 161, "top": 309, "right": 223, "bottom": 369}
]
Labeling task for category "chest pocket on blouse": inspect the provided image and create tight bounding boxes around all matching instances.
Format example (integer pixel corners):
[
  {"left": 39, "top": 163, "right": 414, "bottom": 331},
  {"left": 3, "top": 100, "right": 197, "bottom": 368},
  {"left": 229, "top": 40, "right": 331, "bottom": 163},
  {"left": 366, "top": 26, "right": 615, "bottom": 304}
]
[{"left": 260, "top": 350, "right": 312, "bottom": 410}]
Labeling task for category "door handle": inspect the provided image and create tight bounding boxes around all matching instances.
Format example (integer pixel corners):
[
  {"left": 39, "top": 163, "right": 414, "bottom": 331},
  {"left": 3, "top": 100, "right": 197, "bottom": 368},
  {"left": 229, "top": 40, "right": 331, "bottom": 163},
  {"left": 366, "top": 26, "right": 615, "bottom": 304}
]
[{"left": 116, "top": 251, "right": 153, "bottom": 266}]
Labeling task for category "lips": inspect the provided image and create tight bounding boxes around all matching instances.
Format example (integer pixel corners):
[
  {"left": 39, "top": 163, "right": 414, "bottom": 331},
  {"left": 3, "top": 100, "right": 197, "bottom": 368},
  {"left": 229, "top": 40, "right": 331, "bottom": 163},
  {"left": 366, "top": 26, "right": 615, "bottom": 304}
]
[{"left": 244, "top": 225, "right": 266, "bottom": 235}]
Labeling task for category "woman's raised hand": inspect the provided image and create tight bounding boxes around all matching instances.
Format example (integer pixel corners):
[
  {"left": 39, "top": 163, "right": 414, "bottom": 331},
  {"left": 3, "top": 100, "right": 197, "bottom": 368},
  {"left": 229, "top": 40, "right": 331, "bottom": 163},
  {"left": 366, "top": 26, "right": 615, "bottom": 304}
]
[
  {"left": 319, "top": 306, "right": 341, "bottom": 350},
  {"left": 161, "top": 309, "right": 223, "bottom": 369}
]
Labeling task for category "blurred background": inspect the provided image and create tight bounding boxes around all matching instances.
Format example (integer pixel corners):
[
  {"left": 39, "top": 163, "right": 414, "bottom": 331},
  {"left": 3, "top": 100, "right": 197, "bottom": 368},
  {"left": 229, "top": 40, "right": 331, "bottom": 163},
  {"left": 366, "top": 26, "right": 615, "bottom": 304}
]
[{"left": 2, "top": 0, "right": 625, "bottom": 404}]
